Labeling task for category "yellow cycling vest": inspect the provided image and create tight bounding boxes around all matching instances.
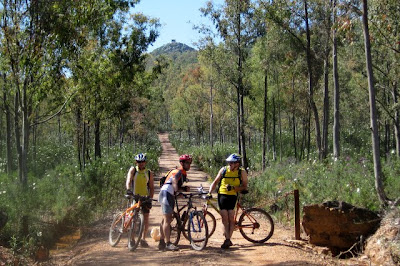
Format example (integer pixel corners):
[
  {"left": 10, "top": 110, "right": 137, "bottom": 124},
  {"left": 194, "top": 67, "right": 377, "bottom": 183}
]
[
  {"left": 218, "top": 166, "right": 243, "bottom": 195},
  {"left": 132, "top": 166, "right": 150, "bottom": 196}
]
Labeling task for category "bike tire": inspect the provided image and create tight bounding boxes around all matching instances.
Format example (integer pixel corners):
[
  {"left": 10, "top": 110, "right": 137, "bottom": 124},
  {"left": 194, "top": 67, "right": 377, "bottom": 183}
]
[
  {"left": 181, "top": 212, "right": 189, "bottom": 240},
  {"left": 170, "top": 212, "right": 181, "bottom": 246},
  {"left": 185, "top": 210, "right": 216, "bottom": 239},
  {"left": 109, "top": 212, "right": 124, "bottom": 247},
  {"left": 238, "top": 208, "right": 274, "bottom": 243},
  {"left": 204, "top": 211, "right": 216, "bottom": 238},
  {"left": 128, "top": 210, "right": 144, "bottom": 251},
  {"left": 187, "top": 211, "right": 208, "bottom": 251},
  {"left": 161, "top": 212, "right": 181, "bottom": 246}
]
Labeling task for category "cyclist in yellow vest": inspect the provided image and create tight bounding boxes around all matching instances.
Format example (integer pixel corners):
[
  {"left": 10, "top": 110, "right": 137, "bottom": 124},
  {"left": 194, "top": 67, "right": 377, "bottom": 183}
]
[
  {"left": 126, "top": 153, "right": 154, "bottom": 248},
  {"left": 208, "top": 153, "right": 248, "bottom": 249}
]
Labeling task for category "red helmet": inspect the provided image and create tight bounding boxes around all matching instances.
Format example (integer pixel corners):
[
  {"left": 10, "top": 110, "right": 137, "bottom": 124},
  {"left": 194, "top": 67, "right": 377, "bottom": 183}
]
[{"left": 179, "top": 154, "right": 192, "bottom": 163}]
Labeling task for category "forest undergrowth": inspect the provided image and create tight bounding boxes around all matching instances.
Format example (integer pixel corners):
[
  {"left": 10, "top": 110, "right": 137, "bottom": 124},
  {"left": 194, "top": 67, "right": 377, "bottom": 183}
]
[
  {"left": 0, "top": 134, "right": 162, "bottom": 260},
  {"left": 169, "top": 132, "right": 400, "bottom": 224}
]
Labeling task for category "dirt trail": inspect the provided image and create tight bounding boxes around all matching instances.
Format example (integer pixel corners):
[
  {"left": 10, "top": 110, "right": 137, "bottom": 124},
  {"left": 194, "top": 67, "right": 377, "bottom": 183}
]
[{"left": 47, "top": 133, "right": 346, "bottom": 266}]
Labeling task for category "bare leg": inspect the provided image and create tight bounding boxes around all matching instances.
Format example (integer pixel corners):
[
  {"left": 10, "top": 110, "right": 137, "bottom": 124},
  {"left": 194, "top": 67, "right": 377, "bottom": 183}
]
[
  {"left": 160, "top": 219, "right": 165, "bottom": 240},
  {"left": 142, "top": 213, "right": 149, "bottom": 240},
  {"left": 220, "top": 209, "right": 230, "bottom": 240},
  {"left": 162, "top": 213, "right": 173, "bottom": 243},
  {"left": 227, "top": 210, "right": 235, "bottom": 239}
]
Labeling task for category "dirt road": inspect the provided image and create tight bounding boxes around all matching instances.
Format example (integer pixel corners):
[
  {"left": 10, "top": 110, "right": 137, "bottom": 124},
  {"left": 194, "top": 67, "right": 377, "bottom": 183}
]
[{"left": 47, "top": 133, "right": 344, "bottom": 265}]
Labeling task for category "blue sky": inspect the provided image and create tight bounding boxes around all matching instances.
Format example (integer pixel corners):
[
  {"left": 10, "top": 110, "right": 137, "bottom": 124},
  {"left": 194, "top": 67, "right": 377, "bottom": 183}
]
[{"left": 132, "top": 0, "right": 223, "bottom": 52}]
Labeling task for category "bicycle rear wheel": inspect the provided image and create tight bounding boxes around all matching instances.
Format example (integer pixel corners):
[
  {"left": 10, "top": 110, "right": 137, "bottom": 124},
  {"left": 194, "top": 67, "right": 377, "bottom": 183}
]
[
  {"left": 128, "top": 210, "right": 144, "bottom": 251},
  {"left": 187, "top": 211, "right": 208, "bottom": 251},
  {"left": 238, "top": 208, "right": 274, "bottom": 243},
  {"left": 109, "top": 212, "right": 124, "bottom": 247}
]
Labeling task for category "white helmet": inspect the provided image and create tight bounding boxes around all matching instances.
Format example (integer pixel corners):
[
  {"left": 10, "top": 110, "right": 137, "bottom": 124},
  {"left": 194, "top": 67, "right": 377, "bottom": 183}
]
[{"left": 135, "top": 153, "right": 147, "bottom": 162}]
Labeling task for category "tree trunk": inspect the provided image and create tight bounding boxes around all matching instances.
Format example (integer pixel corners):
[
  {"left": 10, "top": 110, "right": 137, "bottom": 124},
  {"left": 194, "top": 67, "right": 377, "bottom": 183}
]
[
  {"left": 392, "top": 82, "right": 400, "bottom": 157},
  {"left": 21, "top": 81, "right": 29, "bottom": 186},
  {"left": 332, "top": 0, "right": 340, "bottom": 159},
  {"left": 76, "top": 108, "right": 82, "bottom": 171},
  {"left": 94, "top": 117, "right": 101, "bottom": 159},
  {"left": 3, "top": 80, "right": 13, "bottom": 174},
  {"left": 305, "top": 0, "right": 322, "bottom": 159},
  {"left": 236, "top": 88, "right": 241, "bottom": 155},
  {"left": 292, "top": 76, "right": 297, "bottom": 161},
  {"left": 210, "top": 79, "right": 214, "bottom": 148},
  {"left": 82, "top": 121, "right": 87, "bottom": 168},
  {"left": 262, "top": 73, "right": 268, "bottom": 171},
  {"left": 362, "top": 0, "right": 388, "bottom": 206},
  {"left": 272, "top": 95, "right": 276, "bottom": 161},
  {"left": 278, "top": 86, "right": 282, "bottom": 162},
  {"left": 322, "top": 56, "right": 330, "bottom": 160},
  {"left": 14, "top": 92, "right": 22, "bottom": 182},
  {"left": 239, "top": 91, "right": 248, "bottom": 169}
]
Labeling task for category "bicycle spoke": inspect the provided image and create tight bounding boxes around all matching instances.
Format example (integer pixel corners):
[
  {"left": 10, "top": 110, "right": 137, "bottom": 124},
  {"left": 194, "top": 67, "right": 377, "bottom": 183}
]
[
  {"left": 188, "top": 211, "right": 208, "bottom": 250},
  {"left": 128, "top": 210, "right": 144, "bottom": 251},
  {"left": 109, "top": 213, "right": 124, "bottom": 247}
]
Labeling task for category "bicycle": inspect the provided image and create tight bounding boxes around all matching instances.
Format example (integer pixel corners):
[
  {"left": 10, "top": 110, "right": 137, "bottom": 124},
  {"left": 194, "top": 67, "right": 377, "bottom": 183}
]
[
  {"left": 109, "top": 194, "right": 154, "bottom": 251},
  {"left": 200, "top": 186, "right": 274, "bottom": 243},
  {"left": 162, "top": 191, "right": 209, "bottom": 251}
]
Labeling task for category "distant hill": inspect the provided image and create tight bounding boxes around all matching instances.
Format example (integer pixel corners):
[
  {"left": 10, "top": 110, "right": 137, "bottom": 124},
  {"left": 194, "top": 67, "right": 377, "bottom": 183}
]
[
  {"left": 151, "top": 40, "right": 196, "bottom": 56},
  {"left": 146, "top": 40, "right": 198, "bottom": 69}
]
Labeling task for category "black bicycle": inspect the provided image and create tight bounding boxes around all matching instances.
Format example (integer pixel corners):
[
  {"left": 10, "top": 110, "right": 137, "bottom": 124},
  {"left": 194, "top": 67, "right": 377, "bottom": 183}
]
[{"left": 161, "top": 191, "right": 209, "bottom": 250}]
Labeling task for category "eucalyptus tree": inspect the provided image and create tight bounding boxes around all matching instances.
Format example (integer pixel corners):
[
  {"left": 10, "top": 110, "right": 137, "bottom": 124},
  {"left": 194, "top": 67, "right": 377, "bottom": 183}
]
[
  {"left": 201, "top": 0, "right": 263, "bottom": 169},
  {"left": 70, "top": 11, "right": 159, "bottom": 166},
  {"left": 332, "top": 0, "right": 340, "bottom": 159},
  {"left": 361, "top": 0, "right": 390, "bottom": 206},
  {"left": 366, "top": 0, "right": 400, "bottom": 157},
  {"left": 260, "top": 0, "right": 333, "bottom": 160},
  {"left": 0, "top": 0, "right": 150, "bottom": 185}
]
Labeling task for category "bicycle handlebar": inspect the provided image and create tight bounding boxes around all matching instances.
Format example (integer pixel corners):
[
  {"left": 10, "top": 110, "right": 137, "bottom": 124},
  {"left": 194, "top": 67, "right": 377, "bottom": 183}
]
[
  {"left": 175, "top": 191, "right": 208, "bottom": 198},
  {"left": 124, "top": 194, "right": 155, "bottom": 202}
]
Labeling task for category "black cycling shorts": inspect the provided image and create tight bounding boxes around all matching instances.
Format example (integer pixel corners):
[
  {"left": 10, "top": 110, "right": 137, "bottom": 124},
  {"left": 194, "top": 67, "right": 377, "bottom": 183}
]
[{"left": 218, "top": 194, "right": 238, "bottom": 210}]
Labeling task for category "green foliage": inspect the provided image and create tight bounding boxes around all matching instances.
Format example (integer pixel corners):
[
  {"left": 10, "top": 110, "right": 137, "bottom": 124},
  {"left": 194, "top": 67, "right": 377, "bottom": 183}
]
[
  {"left": 171, "top": 137, "right": 400, "bottom": 223},
  {"left": 0, "top": 133, "right": 161, "bottom": 250},
  {"left": 170, "top": 132, "right": 236, "bottom": 177}
]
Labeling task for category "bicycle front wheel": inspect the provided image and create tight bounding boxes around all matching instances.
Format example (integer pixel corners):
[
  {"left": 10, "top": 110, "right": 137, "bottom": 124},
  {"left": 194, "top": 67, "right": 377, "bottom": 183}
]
[
  {"left": 128, "top": 210, "right": 144, "bottom": 251},
  {"left": 187, "top": 211, "right": 208, "bottom": 251},
  {"left": 204, "top": 211, "right": 216, "bottom": 238},
  {"left": 238, "top": 208, "right": 274, "bottom": 243},
  {"left": 169, "top": 212, "right": 181, "bottom": 246},
  {"left": 109, "top": 212, "right": 124, "bottom": 247}
]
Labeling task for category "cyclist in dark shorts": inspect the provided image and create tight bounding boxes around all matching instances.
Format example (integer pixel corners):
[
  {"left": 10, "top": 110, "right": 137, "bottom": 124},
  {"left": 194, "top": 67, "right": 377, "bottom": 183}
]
[
  {"left": 125, "top": 153, "right": 154, "bottom": 248},
  {"left": 208, "top": 153, "right": 248, "bottom": 249}
]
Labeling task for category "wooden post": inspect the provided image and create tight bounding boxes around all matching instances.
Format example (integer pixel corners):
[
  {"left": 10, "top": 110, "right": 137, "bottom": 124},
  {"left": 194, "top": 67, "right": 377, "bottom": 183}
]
[{"left": 294, "top": 189, "right": 300, "bottom": 240}]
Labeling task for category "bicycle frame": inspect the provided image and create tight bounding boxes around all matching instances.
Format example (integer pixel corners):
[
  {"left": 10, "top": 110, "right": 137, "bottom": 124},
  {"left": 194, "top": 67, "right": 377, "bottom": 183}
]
[
  {"left": 113, "top": 195, "right": 144, "bottom": 230},
  {"left": 204, "top": 193, "right": 250, "bottom": 231}
]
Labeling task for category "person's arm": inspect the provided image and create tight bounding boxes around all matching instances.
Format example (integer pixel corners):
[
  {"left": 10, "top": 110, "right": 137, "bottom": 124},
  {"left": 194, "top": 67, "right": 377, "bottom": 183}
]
[
  {"left": 126, "top": 166, "right": 135, "bottom": 190},
  {"left": 149, "top": 170, "right": 155, "bottom": 198},
  {"left": 234, "top": 169, "right": 248, "bottom": 192},
  {"left": 171, "top": 174, "right": 179, "bottom": 192},
  {"left": 208, "top": 167, "right": 224, "bottom": 194}
]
